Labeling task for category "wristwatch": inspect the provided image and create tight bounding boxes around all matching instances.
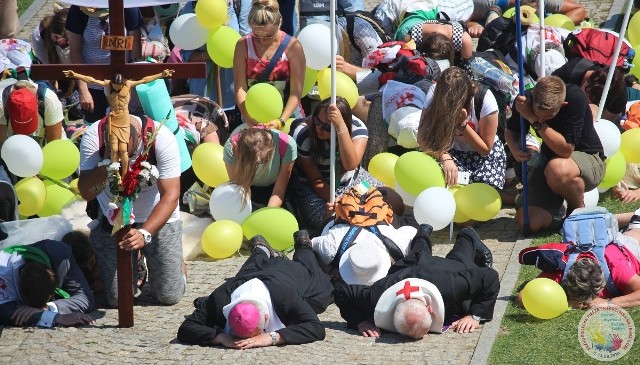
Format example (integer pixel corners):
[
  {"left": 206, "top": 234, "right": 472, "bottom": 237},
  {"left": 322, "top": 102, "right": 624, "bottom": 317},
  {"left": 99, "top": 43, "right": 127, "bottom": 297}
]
[
  {"left": 269, "top": 331, "right": 278, "bottom": 346},
  {"left": 471, "top": 314, "right": 482, "bottom": 322},
  {"left": 531, "top": 121, "right": 544, "bottom": 131},
  {"left": 278, "top": 118, "right": 286, "bottom": 128},
  {"left": 139, "top": 228, "right": 152, "bottom": 245}
]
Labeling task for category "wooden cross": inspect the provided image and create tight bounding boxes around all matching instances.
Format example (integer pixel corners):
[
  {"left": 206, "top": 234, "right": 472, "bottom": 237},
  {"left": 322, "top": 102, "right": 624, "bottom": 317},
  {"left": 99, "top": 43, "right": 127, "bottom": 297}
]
[{"left": 31, "top": 0, "right": 206, "bottom": 328}]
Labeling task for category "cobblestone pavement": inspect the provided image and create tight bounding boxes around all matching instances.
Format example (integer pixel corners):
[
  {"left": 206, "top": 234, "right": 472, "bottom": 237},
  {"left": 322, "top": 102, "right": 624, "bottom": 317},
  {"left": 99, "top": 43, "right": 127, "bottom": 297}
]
[{"left": 4, "top": 0, "right": 616, "bottom": 364}]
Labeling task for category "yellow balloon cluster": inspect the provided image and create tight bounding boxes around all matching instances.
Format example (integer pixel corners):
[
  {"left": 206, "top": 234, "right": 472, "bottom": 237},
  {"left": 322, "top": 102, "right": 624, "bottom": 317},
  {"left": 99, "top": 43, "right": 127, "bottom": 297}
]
[
  {"left": 192, "top": 143, "right": 229, "bottom": 187},
  {"left": 521, "top": 278, "right": 569, "bottom": 319},
  {"left": 38, "top": 180, "right": 76, "bottom": 217},
  {"left": 201, "top": 220, "right": 243, "bottom": 259},
  {"left": 242, "top": 207, "right": 298, "bottom": 251}
]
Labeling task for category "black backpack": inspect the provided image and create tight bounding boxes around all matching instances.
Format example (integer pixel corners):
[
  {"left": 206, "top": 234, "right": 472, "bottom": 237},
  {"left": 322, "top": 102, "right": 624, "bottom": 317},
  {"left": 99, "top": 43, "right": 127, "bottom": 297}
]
[
  {"left": 342, "top": 10, "right": 392, "bottom": 54},
  {"left": 477, "top": 16, "right": 524, "bottom": 56}
]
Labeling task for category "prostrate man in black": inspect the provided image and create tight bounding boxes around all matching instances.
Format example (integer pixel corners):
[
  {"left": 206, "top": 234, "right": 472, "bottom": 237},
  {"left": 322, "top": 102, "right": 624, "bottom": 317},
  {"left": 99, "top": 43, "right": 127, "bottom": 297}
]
[
  {"left": 334, "top": 226, "right": 499, "bottom": 339},
  {"left": 177, "top": 231, "right": 334, "bottom": 349},
  {"left": 505, "top": 75, "right": 606, "bottom": 233}
]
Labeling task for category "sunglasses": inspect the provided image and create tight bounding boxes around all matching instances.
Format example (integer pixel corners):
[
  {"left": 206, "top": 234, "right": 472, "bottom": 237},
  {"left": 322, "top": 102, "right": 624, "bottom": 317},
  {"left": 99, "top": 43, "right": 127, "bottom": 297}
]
[{"left": 313, "top": 116, "right": 332, "bottom": 132}]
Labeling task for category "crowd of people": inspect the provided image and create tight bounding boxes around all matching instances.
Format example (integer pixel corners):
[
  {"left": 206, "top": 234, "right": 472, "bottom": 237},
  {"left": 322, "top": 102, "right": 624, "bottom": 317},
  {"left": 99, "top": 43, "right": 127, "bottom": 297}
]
[{"left": 1, "top": 0, "right": 640, "bottom": 351}]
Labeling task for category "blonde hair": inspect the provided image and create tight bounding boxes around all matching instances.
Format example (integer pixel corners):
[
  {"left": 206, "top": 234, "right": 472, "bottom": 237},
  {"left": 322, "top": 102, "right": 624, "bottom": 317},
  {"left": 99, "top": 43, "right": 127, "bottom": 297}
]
[
  {"left": 249, "top": 0, "right": 281, "bottom": 27},
  {"left": 417, "top": 67, "right": 475, "bottom": 158},
  {"left": 532, "top": 75, "right": 566, "bottom": 111},
  {"left": 230, "top": 128, "right": 275, "bottom": 204}
]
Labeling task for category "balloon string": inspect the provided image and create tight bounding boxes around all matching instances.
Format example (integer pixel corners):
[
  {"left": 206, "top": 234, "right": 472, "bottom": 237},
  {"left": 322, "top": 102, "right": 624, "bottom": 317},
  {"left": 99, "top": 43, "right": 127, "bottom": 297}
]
[{"left": 39, "top": 175, "right": 76, "bottom": 193}]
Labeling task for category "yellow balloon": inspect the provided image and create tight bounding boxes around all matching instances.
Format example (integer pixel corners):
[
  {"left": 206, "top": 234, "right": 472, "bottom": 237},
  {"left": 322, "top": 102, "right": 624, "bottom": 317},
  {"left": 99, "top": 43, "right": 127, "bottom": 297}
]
[
  {"left": 206, "top": 26, "right": 241, "bottom": 68},
  {"left": 192, "top": 142, "right": 229, "bottom": 187},
  {"left": 282, "top": 118, "right": 298, "bottom": 134},
  {"left": 456, "top": 183, "right": 501, "bottom": 221},
  {"left": 598, "top": 151, "right": 626, "bottom": 189},
  {"left": 302, "top": 67, "right": 319, "bottom": 96},
  {"left": 245, "top": 83, "right": 284, "bottom": 124},
  {"left": 503, "top": 6, "right": 539, "bottom": 24},
  {"left": 368, "top": 152, "right": 399, "bottom": 187},
  {"left": 394, "top": 151, "right": 445, "bottom": 196},
  {"left": 201, "top": 220, "right": 243, "bottom": 259},
  {"left": 545, "top": 14, "right": 574, "bottom": 30},
  {"left": 242, "top": 207, "right": 298, "bottom": 251},
  {"left": 69, "top": 178, "right": 79, "bottom": 195},
  {"left": 628, "top": 11, "right": 640, "bottom": 46},
  {"left": 41, "top": 140, "right": 80, "bottom": 180},
  {"left": 521, "top": 278, "right": 569, "bottom": 319},
  {"left": 38, "top": 179, "right": 76, "bottom": 217},
  {"left": 15, "top": 176, "right": 46, "bottom": 216},
  {"left": 449, "top": 185, "right": 470, "bottom": 223},
  {"left": 317, "top": 69, "right": 359, "bottom": 108},
  {"left": 620, "top": 128, "right": 640, "bottom": 163},
  {"left": 195, "top": 0, "right": 228, "bottom": 29},
  {"left": 631, "top": 46, "right": 640, "bottom": 80}
]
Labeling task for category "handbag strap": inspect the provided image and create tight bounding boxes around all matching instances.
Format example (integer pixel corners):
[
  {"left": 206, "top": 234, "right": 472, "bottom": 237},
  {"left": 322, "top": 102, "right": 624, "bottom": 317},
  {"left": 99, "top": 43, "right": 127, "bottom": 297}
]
[{"left": 257, "top": 33, "right": 292, "bottom": 83}]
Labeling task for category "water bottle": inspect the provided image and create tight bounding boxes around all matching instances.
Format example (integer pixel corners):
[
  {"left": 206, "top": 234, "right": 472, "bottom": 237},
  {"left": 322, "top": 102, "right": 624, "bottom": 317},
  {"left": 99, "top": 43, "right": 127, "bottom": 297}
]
[{"left": 470, "top": 57, "right": 518, "bottom": 99}]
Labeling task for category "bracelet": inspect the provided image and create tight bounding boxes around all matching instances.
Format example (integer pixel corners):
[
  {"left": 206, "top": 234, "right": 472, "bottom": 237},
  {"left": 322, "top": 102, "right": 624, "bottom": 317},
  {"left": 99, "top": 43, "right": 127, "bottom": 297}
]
[
  {"left": 440, "top": 158, "right": 453, "bottom": 163},
  {"left": 337, "top": 129, "right": 347, "bottom": 135},
  {"left": 278, "top": 118, "right": 286, "bottom": 128}
]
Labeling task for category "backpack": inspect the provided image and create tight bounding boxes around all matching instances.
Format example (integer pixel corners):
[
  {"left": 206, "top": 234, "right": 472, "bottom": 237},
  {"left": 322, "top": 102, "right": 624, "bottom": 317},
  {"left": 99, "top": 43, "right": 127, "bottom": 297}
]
[
  {"left": 299, "top": 0, "right": 330, "bottom": 16},
  {"left": 563, "top": 28, "right": 635, "bottom": 70},
  {"left": 2, "top": 80, "right": 52, "bottom": 127},
  {"left": 2, "top": 244, "right": 70, "bottom": 299},
  {"left": 560, "top": 207, "right": 623, "bottom": 296},
  {"left": 367, "top": 41, "right": 429, "bottom": 85},
  {"left": 473, "top": 83, "right": 508, "bottom": 143},
  {"left": 342, "top": 10, "right": 393, "bottom": 54},
  {"left": 477, "top": 16, "right": 522, "bottom": 56},
  {"left": 331, "top": 183, "right": 403, "bottom": 266}
]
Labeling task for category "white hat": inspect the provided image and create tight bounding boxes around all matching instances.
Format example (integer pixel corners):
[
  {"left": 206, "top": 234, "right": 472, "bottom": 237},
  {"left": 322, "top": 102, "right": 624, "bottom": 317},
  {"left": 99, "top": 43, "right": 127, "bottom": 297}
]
[
  {"left": 374, "top": 278, "right": 445, "bottom": 334},
  {"left": 339, "top": 240, "right": 391, "bottom": 286},
  {"left": 534, "top": 49, "right": 566, "bottom": 78},
  {"left": 388, "top": 106, "right": 421, "bottom": 148}
]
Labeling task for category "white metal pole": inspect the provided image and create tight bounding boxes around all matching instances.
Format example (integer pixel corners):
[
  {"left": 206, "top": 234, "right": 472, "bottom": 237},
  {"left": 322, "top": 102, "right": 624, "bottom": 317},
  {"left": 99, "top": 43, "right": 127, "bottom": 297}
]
[
  {"left": 596, "top": 0, "right": 633, "bottom": 121},
  {"left": 538, "top": 1, "right": 546, "bottom": 77},
  {"left": 329, "top": 0, "right": 337, "bottom": 204}
]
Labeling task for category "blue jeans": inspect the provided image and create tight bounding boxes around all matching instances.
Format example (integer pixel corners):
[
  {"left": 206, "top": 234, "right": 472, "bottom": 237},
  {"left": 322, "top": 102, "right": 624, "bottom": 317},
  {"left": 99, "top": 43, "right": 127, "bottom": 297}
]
[{"left": 229, "top": 0, "right": 252, "bottom": 36}]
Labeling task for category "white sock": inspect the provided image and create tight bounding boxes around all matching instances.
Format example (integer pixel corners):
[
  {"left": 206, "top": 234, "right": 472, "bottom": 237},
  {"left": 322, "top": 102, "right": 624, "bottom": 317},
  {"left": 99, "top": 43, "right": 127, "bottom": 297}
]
[
  {"left": 256, "top": 245, "right": 271, "bottom": 257},
  {"left": 628, "top": 209, "right": 640, "bottom": 230}
]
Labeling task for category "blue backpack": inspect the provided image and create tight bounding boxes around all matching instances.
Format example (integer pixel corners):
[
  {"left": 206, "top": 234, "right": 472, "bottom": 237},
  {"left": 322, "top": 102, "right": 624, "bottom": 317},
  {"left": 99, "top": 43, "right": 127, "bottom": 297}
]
[{"left": 560, "top": 207, "right": 623, "bottom": 296}]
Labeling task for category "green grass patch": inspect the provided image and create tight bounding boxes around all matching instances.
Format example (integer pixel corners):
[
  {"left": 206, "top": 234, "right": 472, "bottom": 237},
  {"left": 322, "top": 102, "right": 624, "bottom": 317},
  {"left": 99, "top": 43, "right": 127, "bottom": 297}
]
[
  {"left": 17, "top": 0, "right": 33, "bottom": 16},
  {"left": 489, "top": 192, "right": 640, "bottom": 364}
]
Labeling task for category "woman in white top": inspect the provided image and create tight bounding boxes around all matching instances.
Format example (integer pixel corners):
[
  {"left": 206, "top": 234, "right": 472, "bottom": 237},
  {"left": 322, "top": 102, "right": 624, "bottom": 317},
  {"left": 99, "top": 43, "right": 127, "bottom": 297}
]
[{"left": 418, "top": 67, "right": 506, "bottom": 190}]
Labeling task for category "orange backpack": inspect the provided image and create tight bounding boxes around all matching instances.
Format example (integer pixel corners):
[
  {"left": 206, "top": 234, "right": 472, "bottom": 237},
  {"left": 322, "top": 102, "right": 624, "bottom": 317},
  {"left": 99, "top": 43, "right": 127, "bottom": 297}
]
[{"left": 334, "top": 185, "right": 394, "bottom": 227}]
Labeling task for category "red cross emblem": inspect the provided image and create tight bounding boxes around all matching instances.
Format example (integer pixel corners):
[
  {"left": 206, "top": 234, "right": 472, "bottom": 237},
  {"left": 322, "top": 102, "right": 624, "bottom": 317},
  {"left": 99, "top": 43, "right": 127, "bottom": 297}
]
[
  {"left": 396, "top": 280, "right": 419, "bottom": 300},
  {"left": 395, "top": 92, "right": 415, "bottom": 109}
]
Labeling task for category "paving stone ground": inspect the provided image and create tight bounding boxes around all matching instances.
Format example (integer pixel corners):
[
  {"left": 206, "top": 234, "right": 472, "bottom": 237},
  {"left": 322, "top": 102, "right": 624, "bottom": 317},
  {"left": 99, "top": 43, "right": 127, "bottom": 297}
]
[{"left": 2, "top": 0, "right": 618, "bottom": 364}]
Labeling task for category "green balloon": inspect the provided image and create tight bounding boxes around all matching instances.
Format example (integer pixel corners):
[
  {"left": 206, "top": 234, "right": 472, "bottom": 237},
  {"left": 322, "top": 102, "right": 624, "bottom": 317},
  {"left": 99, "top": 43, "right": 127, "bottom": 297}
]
[
  {"left": 242, "top": 207, "right": 298, "bottom": 251},
  {"left": 38, "top": 180, "right": 76, "bottom": 217},
  {"left": 206, "top": 25, "right": 241, "bottom": 68},
  {"left": 41, "top": 140, "right": 80, "bottom": 180},
  {"left": 394, "top": 151, "right": 445, "bottom": 196},
  {"left": 598, "top": 151, "right": 626, "bottom": 189},
  {"left": 245, "top": 83, "right": 284, "bottom": 124},
  {"left": 302, "top": 67, "right": 318, "bottom": 96}
]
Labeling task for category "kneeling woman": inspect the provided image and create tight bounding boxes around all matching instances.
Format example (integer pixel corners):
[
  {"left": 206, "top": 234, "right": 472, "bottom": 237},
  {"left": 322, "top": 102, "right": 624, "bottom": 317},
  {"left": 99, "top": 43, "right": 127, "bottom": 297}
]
[
  {"left": 224, "top": 127, "right": 297, "bottom": 208},
  {"left": 418, "top": 67, "right": 506, "bottom": 190},
  {"left": 290, "top": 97, "right": 384, "bottom": 231}
]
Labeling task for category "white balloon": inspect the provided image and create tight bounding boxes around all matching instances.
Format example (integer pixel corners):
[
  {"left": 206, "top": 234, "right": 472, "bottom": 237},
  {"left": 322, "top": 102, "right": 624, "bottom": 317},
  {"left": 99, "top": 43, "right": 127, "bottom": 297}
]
[
  {"left": 584, "top": 187, "right": 600, "bottom": 207},
  {"left": 169, "top": 14, "right": 209, "bottom": 51},
  {"left": 297, "top": 23, "right": 336, "bottom": 70},
  {"left": 594, "top": 119, "right": 621, "bottom": 158},
  {"left": 0, "top": 135, "right": 43, "bottom": 177},
  {"left": 209, "top": 182, "right": 252, "bottom": 224},
  {"left": 394, "top": 182, "right": 416, "bottom": 207},
  {"left": 413, "top": 187, "right": 456, "bottom": 231}
]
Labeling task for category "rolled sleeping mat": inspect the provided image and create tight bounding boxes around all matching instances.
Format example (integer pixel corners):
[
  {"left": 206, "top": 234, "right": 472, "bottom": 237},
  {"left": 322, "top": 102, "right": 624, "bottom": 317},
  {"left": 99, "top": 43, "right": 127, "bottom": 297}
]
[{"left": 136, "top": 79, "right": 192, "bottom": 172}]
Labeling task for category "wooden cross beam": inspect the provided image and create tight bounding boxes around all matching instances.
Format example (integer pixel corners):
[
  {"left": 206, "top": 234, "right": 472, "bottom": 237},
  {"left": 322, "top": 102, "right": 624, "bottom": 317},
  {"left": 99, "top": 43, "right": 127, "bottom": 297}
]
[{"left": 31, "top": 0, "right": 206, "bottom": 328}]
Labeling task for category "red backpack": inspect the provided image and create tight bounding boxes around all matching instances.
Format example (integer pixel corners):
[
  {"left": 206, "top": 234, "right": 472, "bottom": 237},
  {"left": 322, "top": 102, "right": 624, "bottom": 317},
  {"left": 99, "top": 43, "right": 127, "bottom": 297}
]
[
  {"left": 563, "top": 28, "right": 634, "bottom": 69},
  {"left": 364, "top": 41, "right": 430, "bottom": 85}
]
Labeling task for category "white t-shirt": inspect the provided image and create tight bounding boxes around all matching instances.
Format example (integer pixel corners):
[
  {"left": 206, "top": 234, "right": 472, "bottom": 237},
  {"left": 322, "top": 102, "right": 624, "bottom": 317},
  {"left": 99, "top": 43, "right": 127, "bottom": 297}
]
[
  {"left": 0, "top": 251, "right": 23, "bottom": 306},
  {"left": 311, "top": 221, "right": 417, "bottom": 265},
  {"left": 0, "top": 79, "right": 64, "bottom": 140},
  {"left": 79, "top": 116, "right": 181, "bottom": 222},
  {"left": 424, "top": 83, "right": 499, "bottom": 152}
]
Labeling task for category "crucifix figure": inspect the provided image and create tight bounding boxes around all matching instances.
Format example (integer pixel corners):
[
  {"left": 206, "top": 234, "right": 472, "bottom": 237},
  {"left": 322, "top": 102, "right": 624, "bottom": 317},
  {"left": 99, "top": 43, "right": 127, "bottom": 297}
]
[
  {"left": 63, "top": 69, "right": 174, "bottom": 178},
  {"left": 31, "top": 0, "right": 205, "bottom": 328}
]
